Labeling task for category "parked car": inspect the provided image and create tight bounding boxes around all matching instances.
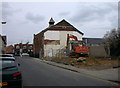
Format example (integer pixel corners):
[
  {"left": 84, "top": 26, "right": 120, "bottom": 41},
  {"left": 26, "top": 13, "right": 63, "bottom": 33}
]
[
  {"left": 0, "top": 57, "right": 22, "bottom": 88},
  {"left": 22, "top": 53, "right": 29, "bottom": 56},
  {"left": 5, "top": 54, "right": 14, "bottom": 57},
  {"left": 0, "top": 54, "right": 14, "bottom": 57},
  {"left": 0, "top": 54, "right": 15, "bottom": 60}
]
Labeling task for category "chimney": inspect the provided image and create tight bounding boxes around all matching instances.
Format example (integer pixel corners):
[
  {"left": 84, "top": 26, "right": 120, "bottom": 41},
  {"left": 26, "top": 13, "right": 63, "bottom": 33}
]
[{"left": 49, "top": 17, "right": 55, "bottom": 27}]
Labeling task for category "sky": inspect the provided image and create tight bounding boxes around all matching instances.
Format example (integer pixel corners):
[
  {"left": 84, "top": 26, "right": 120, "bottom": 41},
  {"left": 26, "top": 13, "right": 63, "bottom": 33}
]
[{"left": 1, "top": 1, "right": 118, "bottom": 46}]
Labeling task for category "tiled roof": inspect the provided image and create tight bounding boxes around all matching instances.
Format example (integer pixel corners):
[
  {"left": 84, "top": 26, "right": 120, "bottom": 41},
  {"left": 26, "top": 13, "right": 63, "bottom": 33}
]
[{"left": 41, "top": 19, "right": 84, "bottom": 35}]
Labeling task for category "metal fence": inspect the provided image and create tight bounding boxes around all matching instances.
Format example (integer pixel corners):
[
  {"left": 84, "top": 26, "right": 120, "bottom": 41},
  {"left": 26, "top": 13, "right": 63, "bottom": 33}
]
[{"left": 43, "top": 49, "right": 70, "bottom": 64}]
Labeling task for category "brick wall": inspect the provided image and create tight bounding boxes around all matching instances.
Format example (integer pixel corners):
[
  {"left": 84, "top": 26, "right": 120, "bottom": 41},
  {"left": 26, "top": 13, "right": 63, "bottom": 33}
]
[
  {"left": 14, "top": 43, "right": 33, "bottom": 55},
  {"left": 6, "top": 45, "right": 14, "bottom": 54},
  {"left": 33, "top": 32, "right": 44, "bottom": 57}
]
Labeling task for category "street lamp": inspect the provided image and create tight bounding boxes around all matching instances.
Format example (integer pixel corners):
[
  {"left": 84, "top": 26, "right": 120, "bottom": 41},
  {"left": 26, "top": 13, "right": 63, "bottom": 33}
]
[{"left": 1, "top": 21, "right": 6, "bottom": 24}]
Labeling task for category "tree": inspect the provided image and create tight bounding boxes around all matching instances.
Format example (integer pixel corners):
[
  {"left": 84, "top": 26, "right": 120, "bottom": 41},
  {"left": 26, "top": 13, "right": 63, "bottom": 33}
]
[{"left": 104, "top": 28, "right": 120, "bottom": 58}]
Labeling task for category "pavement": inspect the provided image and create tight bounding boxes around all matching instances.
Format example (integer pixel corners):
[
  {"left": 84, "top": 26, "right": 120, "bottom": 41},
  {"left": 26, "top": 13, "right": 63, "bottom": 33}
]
[{"left": 33, "top": 57, "right": 120, "bottom": 83}]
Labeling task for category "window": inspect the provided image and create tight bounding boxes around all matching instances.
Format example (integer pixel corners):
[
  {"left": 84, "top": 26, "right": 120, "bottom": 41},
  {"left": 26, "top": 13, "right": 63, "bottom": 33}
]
[
  {"left": 29, "top": 46, "right": 33, "bottom": 49},
  {"left": 16, "top": 45, "right": 20, "bottom": 49},
  {"left": 23, "top": 46, "right": 27, "bottom": 49}
]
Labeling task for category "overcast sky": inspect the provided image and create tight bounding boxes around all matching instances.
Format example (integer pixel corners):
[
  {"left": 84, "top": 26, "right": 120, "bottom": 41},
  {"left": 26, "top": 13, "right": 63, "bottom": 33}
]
[{"left": 2, "top": 1, "right": 118, "bottom": 46}]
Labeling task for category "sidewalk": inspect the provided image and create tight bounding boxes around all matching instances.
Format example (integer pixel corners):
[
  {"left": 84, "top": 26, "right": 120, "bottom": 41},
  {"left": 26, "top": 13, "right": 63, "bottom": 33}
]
[{"left": 33, "top": 58, "right": 119, "bottom": 83}]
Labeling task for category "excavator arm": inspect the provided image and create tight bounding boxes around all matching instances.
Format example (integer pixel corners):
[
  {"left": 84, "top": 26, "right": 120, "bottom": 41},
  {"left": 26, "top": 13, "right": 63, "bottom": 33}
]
[
  {"left": 67, "top": 34, "right": 78, "bottom": 48},
  {"left": 66, "top": 34, "right": 89, "bottom": 57}
]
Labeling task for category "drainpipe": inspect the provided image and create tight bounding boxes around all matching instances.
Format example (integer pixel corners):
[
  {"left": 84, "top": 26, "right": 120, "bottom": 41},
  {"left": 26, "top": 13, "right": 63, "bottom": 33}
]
[{"left": 85, "top": 39, "right": 87, "bottom": 46}]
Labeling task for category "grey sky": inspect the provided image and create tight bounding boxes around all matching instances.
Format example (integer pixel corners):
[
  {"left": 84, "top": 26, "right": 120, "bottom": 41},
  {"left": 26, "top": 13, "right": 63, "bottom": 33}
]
[
  {"left": 2, "top": 2, "right": 118, "bottom": 45},
  {"left": 119, "top": 2, "right": 120, "bottom": 28}
]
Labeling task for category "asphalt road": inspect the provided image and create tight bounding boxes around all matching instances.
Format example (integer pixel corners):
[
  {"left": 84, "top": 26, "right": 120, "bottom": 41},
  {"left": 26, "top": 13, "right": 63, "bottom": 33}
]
[{"left": 15, "top": 56, "right": 118, "bottom": 86}]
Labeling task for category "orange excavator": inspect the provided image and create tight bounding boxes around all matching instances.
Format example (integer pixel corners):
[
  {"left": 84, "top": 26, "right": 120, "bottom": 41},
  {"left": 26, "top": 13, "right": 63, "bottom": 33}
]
[{"left": 66, "top": 34, "right": 89, "bottom": 57}]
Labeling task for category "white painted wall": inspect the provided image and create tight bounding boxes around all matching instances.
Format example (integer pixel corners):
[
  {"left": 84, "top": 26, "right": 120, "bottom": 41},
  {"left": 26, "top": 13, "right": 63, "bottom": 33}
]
[
  {"left": 59, "top": 31, "right": 83, "bottom": 49},
  {"left": 44, "top": 30, "right": 82, "bottom": 42},
  {"left": 60, "top": 31, "right": 72, "bottom": 49},
  {"left": 44, "top": 45, "right": 60, "bottom": 57},
  {"left": 44, "top": 30, "right": 83, "bottom": 57},
  {"left": 44, "top": 45, "right": 60, "bottom": 50},
  {"left": 44, "top": 31, "right": 60, "bottom": 40}
]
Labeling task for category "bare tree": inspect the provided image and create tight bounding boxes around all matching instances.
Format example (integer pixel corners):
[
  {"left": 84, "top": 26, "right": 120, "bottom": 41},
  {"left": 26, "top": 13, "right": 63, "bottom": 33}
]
[{"left": 104, "top": 28, "right": 120, "bottom": 57}]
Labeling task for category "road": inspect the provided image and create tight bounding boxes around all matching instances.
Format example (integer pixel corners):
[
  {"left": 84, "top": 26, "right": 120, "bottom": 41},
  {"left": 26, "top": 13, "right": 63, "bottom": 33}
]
[{"left": 15, "top": 56, "right": 118, "bottom": 86}]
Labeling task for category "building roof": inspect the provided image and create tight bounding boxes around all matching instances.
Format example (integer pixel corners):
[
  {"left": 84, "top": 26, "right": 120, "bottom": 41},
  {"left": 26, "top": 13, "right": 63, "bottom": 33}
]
[
  {"left": 14, "top": 43, "right": 33, "bottom": 46},
  {"left": 7, "top": 45, "right": 13, "bottom": 48},
  {"left": 40, "top": 19, "right": 84, "bottom": 35},
  {"left": 82, "top": 38, "right": 104, "bottom": 44}
]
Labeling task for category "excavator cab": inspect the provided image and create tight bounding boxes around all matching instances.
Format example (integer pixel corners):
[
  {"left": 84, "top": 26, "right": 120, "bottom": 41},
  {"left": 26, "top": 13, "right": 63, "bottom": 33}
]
[
  {"left": 68, "top": 41, "right": 79, "bottom": 51},
  {"left": 67, "top": 34, "right": 89, "bottom": 57}
]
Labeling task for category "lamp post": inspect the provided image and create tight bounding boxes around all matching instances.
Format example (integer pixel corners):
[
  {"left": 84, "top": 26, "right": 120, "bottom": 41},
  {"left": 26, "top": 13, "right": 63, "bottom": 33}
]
[
  {"left": 1, "top": 21, "right": 6, "bottom": 24},
  {"left": 1, "top": 21, "right": 7, "bottom": 54}
]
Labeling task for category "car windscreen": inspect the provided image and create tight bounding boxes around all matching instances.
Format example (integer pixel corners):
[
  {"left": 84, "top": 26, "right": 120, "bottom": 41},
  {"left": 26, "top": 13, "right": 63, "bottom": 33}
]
[{"left": 0, "top": 60, "right": 16, "bottom": 70}]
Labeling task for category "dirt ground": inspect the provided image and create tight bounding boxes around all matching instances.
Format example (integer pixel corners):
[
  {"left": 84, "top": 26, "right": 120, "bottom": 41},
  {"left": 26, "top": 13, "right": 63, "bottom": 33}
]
[
  {"left": 70, "top": 57, "right": 120, "bottom": 70},
  {"left": 44, "top": 57, "right": 120, "bottom": 70}
]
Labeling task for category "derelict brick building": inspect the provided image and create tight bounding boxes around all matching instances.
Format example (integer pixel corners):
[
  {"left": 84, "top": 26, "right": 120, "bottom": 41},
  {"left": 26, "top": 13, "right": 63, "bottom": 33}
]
[{"left": 33, "top": 18, "right": 83, "bottom": 58}]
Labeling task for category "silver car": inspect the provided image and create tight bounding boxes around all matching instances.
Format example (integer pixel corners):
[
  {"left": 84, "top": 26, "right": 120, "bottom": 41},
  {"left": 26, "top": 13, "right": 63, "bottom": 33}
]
[{"left": 0, "top": 54, "right": 15, "bottom": 60}]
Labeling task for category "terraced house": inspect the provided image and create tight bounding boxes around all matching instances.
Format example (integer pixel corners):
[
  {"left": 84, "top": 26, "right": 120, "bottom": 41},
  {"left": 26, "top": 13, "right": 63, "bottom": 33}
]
[{"left": 14, "top": 43, "right": 33, "bottom": 55}]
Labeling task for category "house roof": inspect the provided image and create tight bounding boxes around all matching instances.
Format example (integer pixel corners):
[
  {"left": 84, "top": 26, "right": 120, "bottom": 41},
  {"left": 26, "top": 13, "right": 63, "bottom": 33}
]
[
  {"left": 14, "top": 43, "right": 33, "bottom": 46},
  {"left": 7, "top": 45, "right": 13, "bottom": 48},
  {"left": 82, "top": 38, "right": 104, "bottom": 44},
  {"left": 41, "top": 19, "right": 84, "bottom": 35}
]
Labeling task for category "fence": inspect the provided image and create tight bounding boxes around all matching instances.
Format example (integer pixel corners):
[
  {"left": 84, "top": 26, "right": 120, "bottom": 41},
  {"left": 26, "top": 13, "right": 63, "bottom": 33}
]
[
  {"left": 43, "top": 49, "right": 71, "bottom": 64},
  {"left": 40, "top": 46, "right": 110, "bottom": 66}
]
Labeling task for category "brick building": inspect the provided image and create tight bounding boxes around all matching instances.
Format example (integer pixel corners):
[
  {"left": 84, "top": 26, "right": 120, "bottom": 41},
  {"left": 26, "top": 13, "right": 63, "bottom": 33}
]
[
  {"left": 14, "top": 43, "right": 33, "bottom": 55},
  {"left": 33, "top": 18, "right": 84, "bottom": 58},
  {"left": 6, "top": 45, "right": 14, "bottom": 54}
]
